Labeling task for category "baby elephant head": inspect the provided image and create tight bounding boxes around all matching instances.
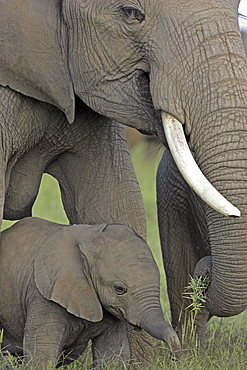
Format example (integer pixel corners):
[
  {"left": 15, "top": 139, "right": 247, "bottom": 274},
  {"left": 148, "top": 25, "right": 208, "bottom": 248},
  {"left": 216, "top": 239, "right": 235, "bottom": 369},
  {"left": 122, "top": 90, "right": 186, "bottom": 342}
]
[{"left": 34, "top": 223, "right": 181, "bottom": 359}]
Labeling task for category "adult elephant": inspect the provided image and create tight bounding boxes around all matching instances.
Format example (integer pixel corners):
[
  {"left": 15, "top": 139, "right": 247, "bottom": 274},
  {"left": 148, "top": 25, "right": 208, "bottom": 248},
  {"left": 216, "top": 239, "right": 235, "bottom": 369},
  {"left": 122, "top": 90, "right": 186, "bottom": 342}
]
[{"left": 0, "top": 0, "right": 247, "bottom": 357}]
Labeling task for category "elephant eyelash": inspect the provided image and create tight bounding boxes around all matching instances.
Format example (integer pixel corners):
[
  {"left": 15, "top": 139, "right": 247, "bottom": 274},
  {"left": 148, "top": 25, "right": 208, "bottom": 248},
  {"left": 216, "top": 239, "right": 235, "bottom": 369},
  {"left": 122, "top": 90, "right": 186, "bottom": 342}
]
[{"left": 121, "top": 6, "right": 145, "bottom": 23}]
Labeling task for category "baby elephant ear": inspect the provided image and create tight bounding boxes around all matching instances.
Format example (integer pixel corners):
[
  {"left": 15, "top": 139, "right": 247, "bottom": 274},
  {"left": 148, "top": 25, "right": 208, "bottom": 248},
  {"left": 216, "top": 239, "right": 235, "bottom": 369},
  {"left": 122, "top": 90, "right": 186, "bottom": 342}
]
[{"left": 34, "top": 225, "right": 103, "bottom": 322}]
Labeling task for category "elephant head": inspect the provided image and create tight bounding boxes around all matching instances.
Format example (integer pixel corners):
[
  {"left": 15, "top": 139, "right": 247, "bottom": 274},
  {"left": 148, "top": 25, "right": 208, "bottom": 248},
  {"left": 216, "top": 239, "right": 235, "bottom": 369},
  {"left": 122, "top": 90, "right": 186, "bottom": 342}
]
[
  {"left": 1, "top": 0, "right": 247, "bottom": 318},
  {"left": 34, "top": 223, "right": 181, "bottom": 359},
  {"left": 0, "top": 0, "right": 244, "bottom": 215}
]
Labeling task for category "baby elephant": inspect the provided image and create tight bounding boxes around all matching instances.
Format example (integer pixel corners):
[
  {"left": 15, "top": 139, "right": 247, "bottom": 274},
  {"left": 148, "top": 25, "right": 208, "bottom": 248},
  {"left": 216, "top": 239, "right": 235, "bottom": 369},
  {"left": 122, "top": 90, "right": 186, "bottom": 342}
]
[{"left": 0, "top": 217, "right": 180, "bottom": 368}]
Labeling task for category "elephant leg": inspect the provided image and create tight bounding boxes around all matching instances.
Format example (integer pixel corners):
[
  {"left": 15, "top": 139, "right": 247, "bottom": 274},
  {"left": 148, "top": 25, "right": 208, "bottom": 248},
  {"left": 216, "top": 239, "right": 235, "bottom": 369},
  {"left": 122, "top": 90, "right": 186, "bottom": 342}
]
[
  {"left": 2, "top": 90, "right": 67, "bottom": 221},
  {"left": 157, "top": 149, "right": 210, "bottom": 340},
  {"left": 23, "top": 300, "right": 69, "bottom": 369},
  {"left": 4, "top": 120, "right": 66, "bottom": 221},
  {"left": 4, "top": 150, "right": 46, "bottom": 220},
  {"left": 46, "top": 117, "right": 146, "bottom": 238},
  {"left": 92, "top": 315, "right": 130, "bottom": 369},
  {"left": 126, "top": 328, "right": 153, "bottom": 368},
  {"left": 46, "top": 114, "right": 152, "bottom": 366}
]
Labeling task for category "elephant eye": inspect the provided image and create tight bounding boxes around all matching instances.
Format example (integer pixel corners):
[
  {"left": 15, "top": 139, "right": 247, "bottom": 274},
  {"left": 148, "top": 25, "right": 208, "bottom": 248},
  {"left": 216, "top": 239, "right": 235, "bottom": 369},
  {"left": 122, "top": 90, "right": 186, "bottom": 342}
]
[
  {"left": 114, "top": 284, "right": 127, "bottom": 295},
  {"left": 121, "top": 6, "right": 145, "bottom": 23}
]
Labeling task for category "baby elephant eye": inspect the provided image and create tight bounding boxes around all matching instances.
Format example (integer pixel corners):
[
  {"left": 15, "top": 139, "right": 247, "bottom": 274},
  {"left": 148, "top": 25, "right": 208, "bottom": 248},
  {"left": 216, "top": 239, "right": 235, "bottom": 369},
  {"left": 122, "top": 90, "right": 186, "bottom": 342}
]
[
  {"left": 122, "top": 6, "right": 145, "bottom": 23},
  {"left": 114, "top": 284, "right": 127, "bottom": 295}
]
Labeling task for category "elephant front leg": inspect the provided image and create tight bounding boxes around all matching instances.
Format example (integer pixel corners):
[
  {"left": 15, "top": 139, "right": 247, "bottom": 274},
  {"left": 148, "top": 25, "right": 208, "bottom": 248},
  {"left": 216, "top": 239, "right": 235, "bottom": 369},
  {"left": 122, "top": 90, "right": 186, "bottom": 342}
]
[
  {"left": 46, "top": 117, "right": 146, "bottom": 238},
  {"left": 23, "top": 300, "right": 68, "bottom": 369},
  {"left": 157, "top": 149, "right": 210, "bottom": 342},
  {"left": 92, "top": 315, "right": 130, "bottom": 369}
]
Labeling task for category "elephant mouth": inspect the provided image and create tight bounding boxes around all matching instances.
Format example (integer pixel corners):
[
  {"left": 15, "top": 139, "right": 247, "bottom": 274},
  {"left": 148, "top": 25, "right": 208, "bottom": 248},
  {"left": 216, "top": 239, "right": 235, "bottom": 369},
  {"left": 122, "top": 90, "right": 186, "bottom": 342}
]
[
  {"left": 104, "top": 305, "right": 142, "bottom": 331},
  {"left": 116, "top": 310, "right": 142, "bottom": 331},
  {"left": 162, "top": 112, "right": 241, "bottom": 218}
]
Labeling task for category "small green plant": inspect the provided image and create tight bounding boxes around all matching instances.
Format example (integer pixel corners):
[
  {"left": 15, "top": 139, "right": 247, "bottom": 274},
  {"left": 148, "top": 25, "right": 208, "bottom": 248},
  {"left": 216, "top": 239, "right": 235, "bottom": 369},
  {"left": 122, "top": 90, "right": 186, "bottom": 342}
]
[
  {"left": 181, "top": 274, "right": 211, "bottom": 347},
  {"left": 184, "top": 274, "right": 210, "bottom": 315}
]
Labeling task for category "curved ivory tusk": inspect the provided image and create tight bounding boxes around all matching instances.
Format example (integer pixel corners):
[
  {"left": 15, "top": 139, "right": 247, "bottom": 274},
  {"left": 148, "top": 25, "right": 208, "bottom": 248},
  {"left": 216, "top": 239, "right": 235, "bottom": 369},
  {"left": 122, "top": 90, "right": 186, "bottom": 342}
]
[{"left": 162, "top": 112, "right": 241, "bottom": 218}]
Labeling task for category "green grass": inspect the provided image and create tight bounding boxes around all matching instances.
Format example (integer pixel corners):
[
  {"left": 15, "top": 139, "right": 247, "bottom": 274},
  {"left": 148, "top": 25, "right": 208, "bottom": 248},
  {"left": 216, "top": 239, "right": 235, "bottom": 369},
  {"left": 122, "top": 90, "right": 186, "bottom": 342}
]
[{"left": 1, "top": 139, "right": 247, "bottom": 369}]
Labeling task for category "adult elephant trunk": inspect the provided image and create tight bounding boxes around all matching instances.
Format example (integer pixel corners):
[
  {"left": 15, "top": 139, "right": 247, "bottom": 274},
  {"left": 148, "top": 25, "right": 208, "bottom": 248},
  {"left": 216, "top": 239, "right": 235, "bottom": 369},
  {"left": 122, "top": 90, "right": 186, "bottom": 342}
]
[
  {"left": 162, "top": 111, "right": 247, "bottom": 318},
  {"left": 194, "top": 113, "right": 247, "bottom": 317},
  {"left": 151, "top": 3, "right": 247, "bottom": 317}
]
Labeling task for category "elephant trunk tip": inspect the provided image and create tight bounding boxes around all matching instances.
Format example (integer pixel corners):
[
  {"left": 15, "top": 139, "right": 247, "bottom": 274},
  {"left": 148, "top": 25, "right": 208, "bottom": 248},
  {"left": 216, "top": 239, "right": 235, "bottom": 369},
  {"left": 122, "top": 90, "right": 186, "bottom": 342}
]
[
  {"left": 163, "top": 326, "right": 182, "bottom": 361},
  {"left": 194, "top": 256, "right": 212, "bottom": 279},
  {"left": 193, "top": 256, "right": 247, "bottom": 317},
  {"left": 142, "top": 317, "right": 182, "bottom": 360}
]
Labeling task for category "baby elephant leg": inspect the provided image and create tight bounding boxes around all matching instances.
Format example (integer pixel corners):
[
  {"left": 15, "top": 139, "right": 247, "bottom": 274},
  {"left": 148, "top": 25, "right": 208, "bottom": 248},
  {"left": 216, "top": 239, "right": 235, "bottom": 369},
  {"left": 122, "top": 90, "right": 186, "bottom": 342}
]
[
  {"left": 23, "top": 300, "right": 69, "bottom": 369},
  {"left": 92, "top": 314, "right": 130, "bottom": 369}
]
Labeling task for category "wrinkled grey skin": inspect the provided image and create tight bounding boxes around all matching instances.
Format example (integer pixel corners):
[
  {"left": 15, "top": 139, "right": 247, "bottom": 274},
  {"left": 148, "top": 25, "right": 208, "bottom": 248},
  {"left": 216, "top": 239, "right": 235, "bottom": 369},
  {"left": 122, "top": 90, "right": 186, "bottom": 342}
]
[
  {"left": 1, "top": 0, "right": 247, "bottom": 352},
  {"left": 157, "top": 150, "right": 211, "bottom": 337},
  {"left": 156, "top": 14, "right": 247, "bottom": 338},
  {"left": 157, "top": 146, "right": 247, "bottom": 338},
  {"left": 0, "top": 218, "right": 181, "bottom": 368}
]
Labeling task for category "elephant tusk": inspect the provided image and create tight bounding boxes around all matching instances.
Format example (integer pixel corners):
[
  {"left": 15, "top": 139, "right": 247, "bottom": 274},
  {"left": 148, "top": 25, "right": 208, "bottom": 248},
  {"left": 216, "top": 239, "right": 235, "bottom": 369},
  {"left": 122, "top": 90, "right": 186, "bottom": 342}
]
[{"left": 162, "top": 112, "right": 241, "bottom": 218}]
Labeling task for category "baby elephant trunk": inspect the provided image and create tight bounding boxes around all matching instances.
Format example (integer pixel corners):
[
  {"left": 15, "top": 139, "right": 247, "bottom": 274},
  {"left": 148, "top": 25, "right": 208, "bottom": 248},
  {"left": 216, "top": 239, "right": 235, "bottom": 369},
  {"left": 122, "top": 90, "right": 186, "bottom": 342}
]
[{"left": 141, "top": 312, "right": 181, "bottom": 360}]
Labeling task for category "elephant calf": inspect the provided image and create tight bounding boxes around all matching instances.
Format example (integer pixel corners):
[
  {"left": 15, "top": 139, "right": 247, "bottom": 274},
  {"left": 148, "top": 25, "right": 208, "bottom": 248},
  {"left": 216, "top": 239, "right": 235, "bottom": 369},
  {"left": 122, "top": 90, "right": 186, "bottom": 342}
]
[{"left": 0, "top": 217, "right": 180, "bottom": 368}]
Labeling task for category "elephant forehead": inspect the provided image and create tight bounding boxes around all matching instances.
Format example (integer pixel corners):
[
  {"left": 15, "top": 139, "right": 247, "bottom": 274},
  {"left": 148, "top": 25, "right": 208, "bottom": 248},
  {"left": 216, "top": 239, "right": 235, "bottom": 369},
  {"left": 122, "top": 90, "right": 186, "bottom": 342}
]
[
  {"left": 102, "top": 234, "right": 154, "bottom": 261},
  {"left": 101, "top": 224, "right": 148, "bottom": 250},
  {"left": 97, "top": 247, "right": 160, "bottom": 284},
  {"left": 92, "top": 224, "right": 159, "bottom": 277}
]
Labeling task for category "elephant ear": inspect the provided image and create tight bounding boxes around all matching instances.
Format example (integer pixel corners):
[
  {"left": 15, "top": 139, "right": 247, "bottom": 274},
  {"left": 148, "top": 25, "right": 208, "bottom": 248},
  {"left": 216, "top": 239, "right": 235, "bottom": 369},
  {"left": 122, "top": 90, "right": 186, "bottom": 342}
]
[
  {"left": 34, "top": 225, "right": 103, "bottom": 322},
  {"left": 0, "top": 0, "right": 75, "bottom": 123}
]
